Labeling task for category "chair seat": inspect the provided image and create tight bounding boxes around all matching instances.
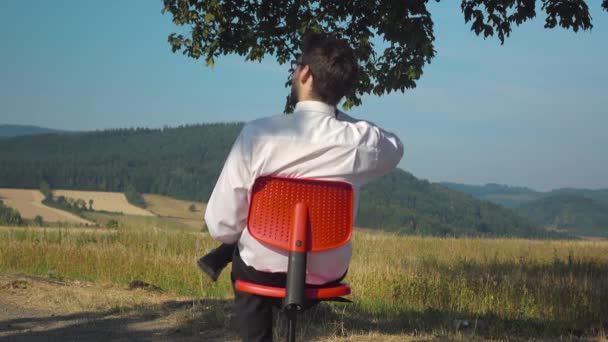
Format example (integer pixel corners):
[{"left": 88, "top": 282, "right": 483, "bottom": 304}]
[{"left": 235, "top": 279, "right": 351, "bottom": 299}]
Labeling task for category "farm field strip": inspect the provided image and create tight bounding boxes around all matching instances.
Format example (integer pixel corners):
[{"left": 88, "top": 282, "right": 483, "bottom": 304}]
[
  {"left": 0, "top": 188, "right": 92, "bottom": 225},
  {"left": 0, "top": 189, "right": 211, "bottom": 229}
]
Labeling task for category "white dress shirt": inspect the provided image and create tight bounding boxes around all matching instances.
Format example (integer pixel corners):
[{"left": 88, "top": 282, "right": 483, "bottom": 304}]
[{"left": 204, "top": 101, "right": 404, "bottom": 284}]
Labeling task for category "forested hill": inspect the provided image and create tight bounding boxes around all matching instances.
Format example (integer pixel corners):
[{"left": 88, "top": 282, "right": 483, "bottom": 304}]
[
  {"left": 441, "top": 182, "right": 542, "bottom": 208},
  {"left": 0, "top": 124, "right": 67, "bottom": 138},
  {"left": 357, "top": 169, "right": 552, "bottom": 237},
  {"left": 0, "top": 123, "right": 559, "bottom": 238},
  {"left": 442, "top": 182, "right": 608, "bottom": 208},
  {"left": 0, "top": 124, "right": 242, "bottom": 201},
  {"left": 515, "top": 194, "right": 608, "bottom": 238}
]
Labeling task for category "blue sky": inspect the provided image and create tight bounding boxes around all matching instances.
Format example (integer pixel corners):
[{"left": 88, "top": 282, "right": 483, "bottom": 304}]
[{"left": 0, "top": 1, "right": 606, "bottom": 191}]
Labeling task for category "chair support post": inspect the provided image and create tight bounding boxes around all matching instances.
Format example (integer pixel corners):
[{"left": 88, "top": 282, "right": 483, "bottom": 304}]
[
  {"left": 286, "top": 311, "right": 297, "bottom": 342},
  {"left": 284, "top": 203, "right": 308, "bottom": 310}
]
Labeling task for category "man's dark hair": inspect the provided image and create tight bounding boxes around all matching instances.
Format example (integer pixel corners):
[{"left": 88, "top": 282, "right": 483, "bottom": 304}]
[{"left": 300, "top": 33, "right": 359, "bottom": 106}]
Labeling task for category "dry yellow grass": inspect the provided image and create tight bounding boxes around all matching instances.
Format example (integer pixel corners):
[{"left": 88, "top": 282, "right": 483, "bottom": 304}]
[
  {"left": 0, "top": 225, "right": 114, "bottom": 234},
  {"left": 2, "top": 224, "right": 608, "bottom": 340},
  {"left": 143, "top": 194, "right": 205, "bottom": 229},
  {"left": 0, "top": 189, "right": 92, "bottom": 225},
  {"left": 54, "top": 190, "right": 154, "bottom": 216}
]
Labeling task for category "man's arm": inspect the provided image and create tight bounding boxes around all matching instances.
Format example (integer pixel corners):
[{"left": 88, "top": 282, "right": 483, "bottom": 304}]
[
  {"left": 204, "top": 129, "right": 251, "bottom": 244},
  {"left": 337, "top": 110, "right": 404, "bottom": 179},
  {"left": 370, "top": 124, "right": 404, "bottom": 178}
]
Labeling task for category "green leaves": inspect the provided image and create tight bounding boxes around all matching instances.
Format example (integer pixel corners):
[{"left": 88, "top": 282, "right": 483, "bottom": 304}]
[
  {"left": 460, "top": 0, "right": 599, "bottom": 44},
  {"left": 461, "top": 0, "right": 537, "bottom": 44},
  {"left": 162, "top": 0, "right": 600, "bottom": 111},
  {"left": 542, "top": 0, "right": 592, "bottom": 32}
]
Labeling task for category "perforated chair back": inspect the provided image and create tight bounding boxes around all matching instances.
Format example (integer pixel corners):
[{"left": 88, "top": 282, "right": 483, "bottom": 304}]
[{"left": 247, "top": 176, "right": 353, "bottom": 252}]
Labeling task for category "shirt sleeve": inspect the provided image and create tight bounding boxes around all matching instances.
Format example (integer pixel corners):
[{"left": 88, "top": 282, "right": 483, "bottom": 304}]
[
  {"left": 337, "top": 111, "right": 404, "bottom": 181},
  {"left": 372, "top": 125, "right": 404, "bottom": 178},
  {"left": 353, "top": 121, "right": 404, "bottom": 182},
  {"left": 204, "top": 127, "right": 251, "bottom": 244}
]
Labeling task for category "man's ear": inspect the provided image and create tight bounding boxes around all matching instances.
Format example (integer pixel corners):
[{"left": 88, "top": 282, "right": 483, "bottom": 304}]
[{"left": 300, "top": 65, "right": 312, "bottom": 84}]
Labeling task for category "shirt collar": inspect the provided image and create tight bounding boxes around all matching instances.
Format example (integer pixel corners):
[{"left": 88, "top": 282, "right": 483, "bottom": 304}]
[{"left": 294, "top": 101, "right": 336, "bottom": 117}]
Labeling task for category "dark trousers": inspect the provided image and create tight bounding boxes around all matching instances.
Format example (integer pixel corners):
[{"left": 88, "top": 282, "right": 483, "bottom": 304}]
[{"left": 230, "top": 247, "right": 346, "bottom": 342}]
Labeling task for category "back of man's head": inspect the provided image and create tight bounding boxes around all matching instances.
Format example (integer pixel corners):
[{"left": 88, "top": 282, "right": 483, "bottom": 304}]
[{"left": 301, "top": 33, "right": 359, "bottom": 106}]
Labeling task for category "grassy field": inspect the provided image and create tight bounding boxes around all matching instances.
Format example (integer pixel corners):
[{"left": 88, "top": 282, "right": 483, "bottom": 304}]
[
  {"left": 1, "top": 220, "right": 607, "bottom": 340},
  {"left": 142, "top": 193, "right": 205, "bottom": 230}
]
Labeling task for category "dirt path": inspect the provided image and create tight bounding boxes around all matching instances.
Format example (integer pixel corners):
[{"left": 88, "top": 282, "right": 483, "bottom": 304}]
[
  {"left": 0, "top": 273, "right": 237, "bottom": 342},
  {"left": 0, "top": 273, "right": 433, "bottom": 342}
]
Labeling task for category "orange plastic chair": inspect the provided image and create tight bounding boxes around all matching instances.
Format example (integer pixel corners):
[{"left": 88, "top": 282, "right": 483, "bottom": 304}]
[{"left": 234, "top": 176, "right": 354, "bottom": 342}]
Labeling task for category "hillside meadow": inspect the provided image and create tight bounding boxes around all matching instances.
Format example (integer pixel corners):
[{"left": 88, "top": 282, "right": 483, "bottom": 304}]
[
  {"left": 1, "top": 219, "right": 607, "bottom": 340},
  {"left": 142, "top": 193, "right": 206, "bottom": 230}
]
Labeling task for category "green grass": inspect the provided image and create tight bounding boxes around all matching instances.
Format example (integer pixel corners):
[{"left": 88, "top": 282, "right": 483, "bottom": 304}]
[{"left": 1, "top": 222, "right": 607, "bottom": 339}]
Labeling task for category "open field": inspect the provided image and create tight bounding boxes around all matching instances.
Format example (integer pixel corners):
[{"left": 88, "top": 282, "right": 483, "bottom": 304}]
[
  {"left": 1, "top": 221, "right": 607, "bottom": 340},
  {"left": 143, "top": 193, "right": 205, "bottom": 230},
  {"left": 0, "top": 188, "right": 92, "bottom": 225},
  {"left": 54, "top": 190, "right": 154, "bottom": 216}
]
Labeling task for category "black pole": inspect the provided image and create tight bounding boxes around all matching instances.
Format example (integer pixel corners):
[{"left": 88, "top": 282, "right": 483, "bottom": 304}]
[
  {"left": 285, "top": 250, "right": 306, "bottom": 307},
  {"left": 287, "top": 312, "right": 297, "bottom": 342}
]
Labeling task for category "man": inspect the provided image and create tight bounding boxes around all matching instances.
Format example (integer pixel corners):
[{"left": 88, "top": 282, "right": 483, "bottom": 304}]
[{"left": 202, "top": 33, "right": 403, "bottom": 341}]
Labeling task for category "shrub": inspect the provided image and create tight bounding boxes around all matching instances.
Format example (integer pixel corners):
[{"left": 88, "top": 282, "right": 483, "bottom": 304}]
[
  {"left": 0, "top": 200, "right": 23, "bottom": 225},
  {"left": 124, "top": 184, "right": 146, "bottom": 208},
  {"left": 106, "top": 219, "right": 119, "bottom": 229},
  {"left": 33, "top": 215, "right": 44, "bottom": 227}
]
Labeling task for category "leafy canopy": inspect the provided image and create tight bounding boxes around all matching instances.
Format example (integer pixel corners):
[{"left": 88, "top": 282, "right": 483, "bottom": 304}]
[{"left": 163, "top": 0, "right": 606, "bottom": 110}]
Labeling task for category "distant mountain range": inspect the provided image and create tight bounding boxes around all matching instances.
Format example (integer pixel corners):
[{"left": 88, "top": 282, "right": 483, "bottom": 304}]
[
  {"left": 0, "top": 124, "right": 67, "bottom": 138},
  {"left": 1, "top": 123, "right": 603, "bottom": 238},
  {"left": 440, "top": 183, "right": 539, "bottom": 208},
  {"left": 442, "top": 182, "right": 608, "bottom": 237},
  {"left": 441, "top": 182, "right": 608, "bottom": 208},
  {"left": 0, "top": 123, "right": 561, "bottom": 239}
]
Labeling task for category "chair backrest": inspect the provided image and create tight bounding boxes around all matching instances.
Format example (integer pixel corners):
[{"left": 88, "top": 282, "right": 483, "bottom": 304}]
[{"left": 247, "top": 176, "right": 353, "bottom": 252}]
